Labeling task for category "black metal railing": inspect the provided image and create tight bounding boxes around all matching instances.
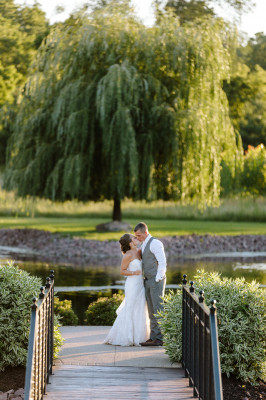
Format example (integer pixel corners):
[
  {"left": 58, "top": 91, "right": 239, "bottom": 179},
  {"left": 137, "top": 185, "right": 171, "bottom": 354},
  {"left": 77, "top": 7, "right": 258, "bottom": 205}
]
[
  {"left": 24, "top": 270, "right": 55, "bottom": 400},
  {"left": 182, "top": 275, "right": 223, "bottom": 400}
]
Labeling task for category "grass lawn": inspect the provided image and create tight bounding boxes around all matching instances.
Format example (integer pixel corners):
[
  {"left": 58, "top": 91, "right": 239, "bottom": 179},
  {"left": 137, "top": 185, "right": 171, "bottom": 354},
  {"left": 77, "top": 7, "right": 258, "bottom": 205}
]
[{"left": 0, "top": 217, "right": 265, "bottom": 240}]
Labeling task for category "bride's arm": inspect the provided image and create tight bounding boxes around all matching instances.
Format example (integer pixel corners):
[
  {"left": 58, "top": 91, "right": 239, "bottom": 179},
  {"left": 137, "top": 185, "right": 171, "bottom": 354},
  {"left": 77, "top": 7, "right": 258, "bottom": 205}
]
[{"left": 120, "top": 254, "right": 141, "bottom": 276}]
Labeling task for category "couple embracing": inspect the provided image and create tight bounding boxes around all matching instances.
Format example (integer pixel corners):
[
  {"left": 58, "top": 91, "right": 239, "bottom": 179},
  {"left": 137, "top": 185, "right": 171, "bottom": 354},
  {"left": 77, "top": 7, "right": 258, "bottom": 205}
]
[{"left": 104, "top": 222, "right": 166, "bottom": 347}]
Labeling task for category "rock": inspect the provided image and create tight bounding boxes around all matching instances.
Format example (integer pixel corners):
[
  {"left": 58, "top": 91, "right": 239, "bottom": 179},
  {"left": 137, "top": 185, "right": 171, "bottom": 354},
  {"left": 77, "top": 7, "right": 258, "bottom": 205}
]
[
  {"left": 95, "top": 221, "right": 132, "bottom": 232},
  {"left": 14, "top": 389, "right": 24, "bottom": 397},
  {"left": 0, "top": 389, "right": 25, "bottom": 400},
  {"left": 0, "top": 228, "right": 266, "bottom": 267}
]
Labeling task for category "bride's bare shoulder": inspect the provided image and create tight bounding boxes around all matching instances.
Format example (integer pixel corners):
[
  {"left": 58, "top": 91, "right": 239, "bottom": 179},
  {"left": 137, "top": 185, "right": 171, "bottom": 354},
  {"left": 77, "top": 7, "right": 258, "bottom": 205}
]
[{"left": 122, "top": 250, "right": 133, "bottom": 260}]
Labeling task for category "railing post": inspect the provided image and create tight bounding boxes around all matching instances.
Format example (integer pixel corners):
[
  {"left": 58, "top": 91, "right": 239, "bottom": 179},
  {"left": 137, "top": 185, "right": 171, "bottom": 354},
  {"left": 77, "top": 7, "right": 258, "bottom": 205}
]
[
  {"left": 25, "top": 297, "right": 38, "bottom": 399},
  {"left": 210, "top": 300, "right": 223, "bottom": 400},
  {"left": 198, "top": 290, "right": 204, "bottom": 399},
  {"left": 49, "top": 270, "right": 55, "bottom": 376},
  {"left": 45, "top": 277, "right": 51, "bottom": 385},
  {"left": 188, "top": 281, "right": 195, "bottom": 390},
  {"left": 182, "top": 274, "right": 187, "bottom": 374}
]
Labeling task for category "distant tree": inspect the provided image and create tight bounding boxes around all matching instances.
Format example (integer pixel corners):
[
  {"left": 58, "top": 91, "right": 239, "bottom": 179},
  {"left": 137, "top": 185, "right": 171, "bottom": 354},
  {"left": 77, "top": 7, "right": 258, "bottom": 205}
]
[
  {"left": 0, "top": 0, "right": 49, "bottom": 165},
  {"left": 161, "top": 0, "right": 254, "bottom": 24},
  {"left": 238, "top": 66, "right": 266, "bottom": 148},
  {"left": 4, "top": 3, "right": 242, "bottom": 218},
  {"left": 224, "top": 32, "right": 266, "bottom": 149},
  {"left": 163, "top": 0, "right": 214, "bottom": 24},
  {"left": 238, "top": 32, "right": 266, "bottom": 71},
  {"left": 240, "top": 144, "right": 266, "bottom": 195},
  {"left": 0, "top": 0, "right": 49, "bottom": 86}
]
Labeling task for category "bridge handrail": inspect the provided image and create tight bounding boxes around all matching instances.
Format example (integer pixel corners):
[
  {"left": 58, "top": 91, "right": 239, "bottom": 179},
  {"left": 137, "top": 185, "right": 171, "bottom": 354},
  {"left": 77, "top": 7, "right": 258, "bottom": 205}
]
[
  {"left": 24, "top": 270, "right": 55, "bottom": 400},
  {"left": 182, "top": 275, "right": 223, "bottom": 400}
]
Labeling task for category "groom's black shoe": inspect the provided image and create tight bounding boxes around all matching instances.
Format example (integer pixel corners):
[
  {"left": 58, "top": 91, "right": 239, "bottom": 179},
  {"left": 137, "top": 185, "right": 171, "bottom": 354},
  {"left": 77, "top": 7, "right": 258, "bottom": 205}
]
[
  {"left": 140, "top": 339, "right": 153, "bottom": 346},
  {"left": 140, "top": 339, "right": 163, "bottom": 346}
]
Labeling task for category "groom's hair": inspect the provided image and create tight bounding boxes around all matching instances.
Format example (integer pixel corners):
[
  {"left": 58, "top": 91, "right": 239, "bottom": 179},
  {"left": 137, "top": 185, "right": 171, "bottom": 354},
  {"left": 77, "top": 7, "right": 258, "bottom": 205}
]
[{"left": 134, "top": 222, "right": 148, "bottom": 233}]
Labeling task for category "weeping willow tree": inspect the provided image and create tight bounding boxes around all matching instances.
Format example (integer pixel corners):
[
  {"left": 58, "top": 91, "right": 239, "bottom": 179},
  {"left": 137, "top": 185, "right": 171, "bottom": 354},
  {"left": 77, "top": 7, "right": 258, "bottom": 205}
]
[{"left": 4, "top": 2, "right": 242, "bottom": 220}]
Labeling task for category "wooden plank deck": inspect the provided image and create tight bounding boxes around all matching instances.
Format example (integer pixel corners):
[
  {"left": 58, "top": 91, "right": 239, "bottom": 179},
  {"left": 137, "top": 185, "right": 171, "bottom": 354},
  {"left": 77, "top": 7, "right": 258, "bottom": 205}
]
[{"left": 45, "top": 365, "right": 194, "bottom": 400}]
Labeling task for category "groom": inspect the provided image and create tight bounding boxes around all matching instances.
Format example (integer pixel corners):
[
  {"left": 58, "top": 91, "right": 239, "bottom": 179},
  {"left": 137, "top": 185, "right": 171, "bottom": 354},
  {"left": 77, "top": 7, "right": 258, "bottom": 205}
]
[{"left": 134, "top": 222, "right": 167, "bottom": 346}]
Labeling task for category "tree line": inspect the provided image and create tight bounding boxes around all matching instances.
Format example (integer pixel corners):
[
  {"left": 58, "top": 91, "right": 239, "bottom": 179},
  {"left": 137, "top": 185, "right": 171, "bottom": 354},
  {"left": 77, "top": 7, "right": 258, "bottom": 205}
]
[{"left": 0, "top": 0, "right": 265, "bottom": 219}]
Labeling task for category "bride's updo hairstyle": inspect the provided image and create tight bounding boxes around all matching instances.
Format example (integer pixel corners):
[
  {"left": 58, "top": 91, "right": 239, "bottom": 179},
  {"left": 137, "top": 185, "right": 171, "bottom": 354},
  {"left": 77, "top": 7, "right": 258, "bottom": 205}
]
[{"left": 119, "top": 234, "right": 132, "bottom": 254}]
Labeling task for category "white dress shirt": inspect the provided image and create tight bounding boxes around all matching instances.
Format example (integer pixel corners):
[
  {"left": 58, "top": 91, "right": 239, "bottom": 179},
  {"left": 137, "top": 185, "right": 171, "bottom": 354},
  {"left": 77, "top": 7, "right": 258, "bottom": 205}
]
[{"left": 141, "top": 234, "right": 167, "bottom": 282}]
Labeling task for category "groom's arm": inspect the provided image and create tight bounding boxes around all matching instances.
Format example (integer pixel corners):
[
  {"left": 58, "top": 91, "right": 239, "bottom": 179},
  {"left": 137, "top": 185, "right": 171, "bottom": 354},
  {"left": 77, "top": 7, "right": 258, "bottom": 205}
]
[{"left": 150, "top": 239, "right": 167, "bottom": 282}]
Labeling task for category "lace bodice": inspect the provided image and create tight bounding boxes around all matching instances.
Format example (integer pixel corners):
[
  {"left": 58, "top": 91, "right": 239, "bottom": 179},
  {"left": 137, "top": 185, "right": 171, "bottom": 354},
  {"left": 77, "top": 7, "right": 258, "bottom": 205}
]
[{"left": 127, "top": 259, "right": 142, "bottom": 272}]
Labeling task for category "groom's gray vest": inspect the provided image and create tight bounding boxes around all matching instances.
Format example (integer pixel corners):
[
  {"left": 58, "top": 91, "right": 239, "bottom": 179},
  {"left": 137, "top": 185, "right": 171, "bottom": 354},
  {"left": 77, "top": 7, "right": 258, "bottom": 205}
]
[{"left": 142, "top": 237, "right": 158, "bottom": 279}]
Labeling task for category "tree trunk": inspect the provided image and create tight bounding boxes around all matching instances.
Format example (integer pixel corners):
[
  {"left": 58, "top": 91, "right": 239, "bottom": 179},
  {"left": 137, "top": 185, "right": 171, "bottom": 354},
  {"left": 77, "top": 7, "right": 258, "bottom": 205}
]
[{"left": 112, "top": 198, "right": 122, "bottom": 221}]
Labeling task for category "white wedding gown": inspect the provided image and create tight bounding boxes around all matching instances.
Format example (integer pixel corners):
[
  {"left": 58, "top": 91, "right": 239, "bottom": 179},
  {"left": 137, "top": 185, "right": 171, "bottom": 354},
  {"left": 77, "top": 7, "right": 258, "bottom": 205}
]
[{"left": 104, "top": 259, "right": 150, "bottom": 346}]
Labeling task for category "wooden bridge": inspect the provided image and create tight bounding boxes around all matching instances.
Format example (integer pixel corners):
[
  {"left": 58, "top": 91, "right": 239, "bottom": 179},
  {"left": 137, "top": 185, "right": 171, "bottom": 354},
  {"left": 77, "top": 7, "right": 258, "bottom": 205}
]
[
  {"left": 45, "top": 365, "right": 193, "bottom": 399},
  {"left": 24, "top": 273, "right": 223, "bottom": 400},
  {"left": 44, "top": 326, "right": 193, "bottom": 400}
]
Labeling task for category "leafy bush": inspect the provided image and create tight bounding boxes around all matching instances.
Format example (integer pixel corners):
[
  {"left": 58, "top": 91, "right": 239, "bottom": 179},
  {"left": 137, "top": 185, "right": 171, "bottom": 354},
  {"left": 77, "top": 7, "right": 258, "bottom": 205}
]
[
  {"left": 158, "top": 270, "right": 266, "bottom": 383},
  {"left": 0, "top": 263, "right": 41, "bottom": 371},
  {"left": 0, "top": 263, "right": 64, "bottom": 371},
  {"left": 54, "top": 297, "right": 78, "bottom": 326},
  {"left": 54, "top": 314, "right": 65, "bottom": 359},
  {"left": 84, "top": 294, "right": 124, "bottom": 326}
]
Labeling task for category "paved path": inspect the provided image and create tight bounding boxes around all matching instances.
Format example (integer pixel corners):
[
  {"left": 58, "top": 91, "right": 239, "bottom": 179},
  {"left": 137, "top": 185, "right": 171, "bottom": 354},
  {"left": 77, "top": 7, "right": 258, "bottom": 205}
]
[
  {"left": 44, "top": 326, "right": 193, "bottom": 400},
  {"left": 55, "top": 326, "right": 181, "bottom": 368}
]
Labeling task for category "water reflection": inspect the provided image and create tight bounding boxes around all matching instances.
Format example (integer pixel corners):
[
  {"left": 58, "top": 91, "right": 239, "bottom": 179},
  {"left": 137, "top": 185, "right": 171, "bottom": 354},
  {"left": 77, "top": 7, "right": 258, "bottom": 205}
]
[
  {"left": 10, "top": 257, "right": 266, "bottom": 287},
  {"left": 2, "top": 256, "right": 265, "bottom": 324}
]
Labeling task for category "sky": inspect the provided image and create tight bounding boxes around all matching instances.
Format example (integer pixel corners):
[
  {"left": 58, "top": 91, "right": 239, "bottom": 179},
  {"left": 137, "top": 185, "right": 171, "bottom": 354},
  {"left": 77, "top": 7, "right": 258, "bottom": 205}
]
[{"left": 15, "top": 0, "right": 266, "bottom": 39}]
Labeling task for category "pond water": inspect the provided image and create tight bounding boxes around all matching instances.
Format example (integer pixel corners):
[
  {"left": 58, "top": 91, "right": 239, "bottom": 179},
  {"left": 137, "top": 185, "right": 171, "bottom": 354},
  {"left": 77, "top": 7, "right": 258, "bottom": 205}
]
[{"left": 2, "top": 254, "right": 265, "bottom": 324}]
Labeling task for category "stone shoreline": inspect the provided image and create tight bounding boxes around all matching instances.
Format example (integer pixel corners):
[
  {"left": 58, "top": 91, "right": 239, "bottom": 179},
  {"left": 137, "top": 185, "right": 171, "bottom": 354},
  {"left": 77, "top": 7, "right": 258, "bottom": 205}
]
[{"left": 0, "top": 228, "right": 266, "bottom": 266}]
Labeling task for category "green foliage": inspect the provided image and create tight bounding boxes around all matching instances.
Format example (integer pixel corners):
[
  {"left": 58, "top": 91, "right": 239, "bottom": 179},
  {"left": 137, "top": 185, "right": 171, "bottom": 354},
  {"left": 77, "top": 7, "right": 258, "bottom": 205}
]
[
  {"left": 164, "top": 0, "right": 215, "bottom": 24},
  {"left": 4, "top": 2, "right": 242, "bottom": 211},
  {"left": 158, "top": 270, "right": 266, "bottom": 383},
  {"left": 0, "top": 0, "right": 50, "bottom": 165},
  {"left": 84, "top": 294, "right": 124, "bottom": 325},
  {"left": 239, "top": 66, "right": 266, "bottom": 149},
  {"left": 223, "top": 63, "right": 266, "bottom": 150},
  {"left": 240, "top": 144, "right": 266, "bottom": 195},
  {"left": 0, "top": 262, "right": 41, "bottom": 371},
  {"left": 163, "top": 0, "right": 254, "bottom": 24},
  {"left": 0, "top": 0, "right": 49, "bottom": 78},
  {"left": 54, "top": 297, "right": 78, "bottom": 326},
  {"left": 221, "top": 144, "right": 266, "bottom": 196},
  {"left": 223, "top": 32, "right": 266, "bottom": 151},
  {"left": 239, "top": 33, "right": 266, "bottom": 71},
  {"left": 53, "top": 314, "right": 65, "bottom": 359},
  {"left": 0, "top": 263, "right": 64, "bottom": 370}
]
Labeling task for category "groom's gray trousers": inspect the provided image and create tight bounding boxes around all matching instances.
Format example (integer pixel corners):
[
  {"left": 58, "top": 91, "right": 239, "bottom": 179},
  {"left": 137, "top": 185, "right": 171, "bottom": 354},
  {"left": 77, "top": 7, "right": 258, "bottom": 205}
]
[{"left": 144, "top": 276, "right": 166, "bottom": 341}]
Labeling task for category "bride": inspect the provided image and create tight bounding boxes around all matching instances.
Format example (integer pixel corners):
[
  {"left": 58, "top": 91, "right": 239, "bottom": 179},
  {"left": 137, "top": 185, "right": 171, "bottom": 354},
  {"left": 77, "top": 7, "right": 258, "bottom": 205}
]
[{"left": 104, "top": 233, "right": 150, "bottom": 346}]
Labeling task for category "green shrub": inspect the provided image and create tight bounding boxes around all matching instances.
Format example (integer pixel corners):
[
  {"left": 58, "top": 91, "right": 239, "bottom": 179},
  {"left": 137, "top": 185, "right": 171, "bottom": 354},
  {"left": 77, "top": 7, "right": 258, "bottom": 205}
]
[
  {"left": 0, "top": 263, "right": 41, "bottom": 371},
  {"left": 54, "top": 314, "right": 65, "bottom": 359},
  {"left": 158, "top": 270, "right": 266, "bottom": 383},
  {"left": 54, "top": 297, "right": 78, "bottom": 326},
  {"left": 84, "top": 294, "right": 124, "bottom": 326},
  {"left": 0, "top": 263, "right": 64, "bottom": 371}
]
